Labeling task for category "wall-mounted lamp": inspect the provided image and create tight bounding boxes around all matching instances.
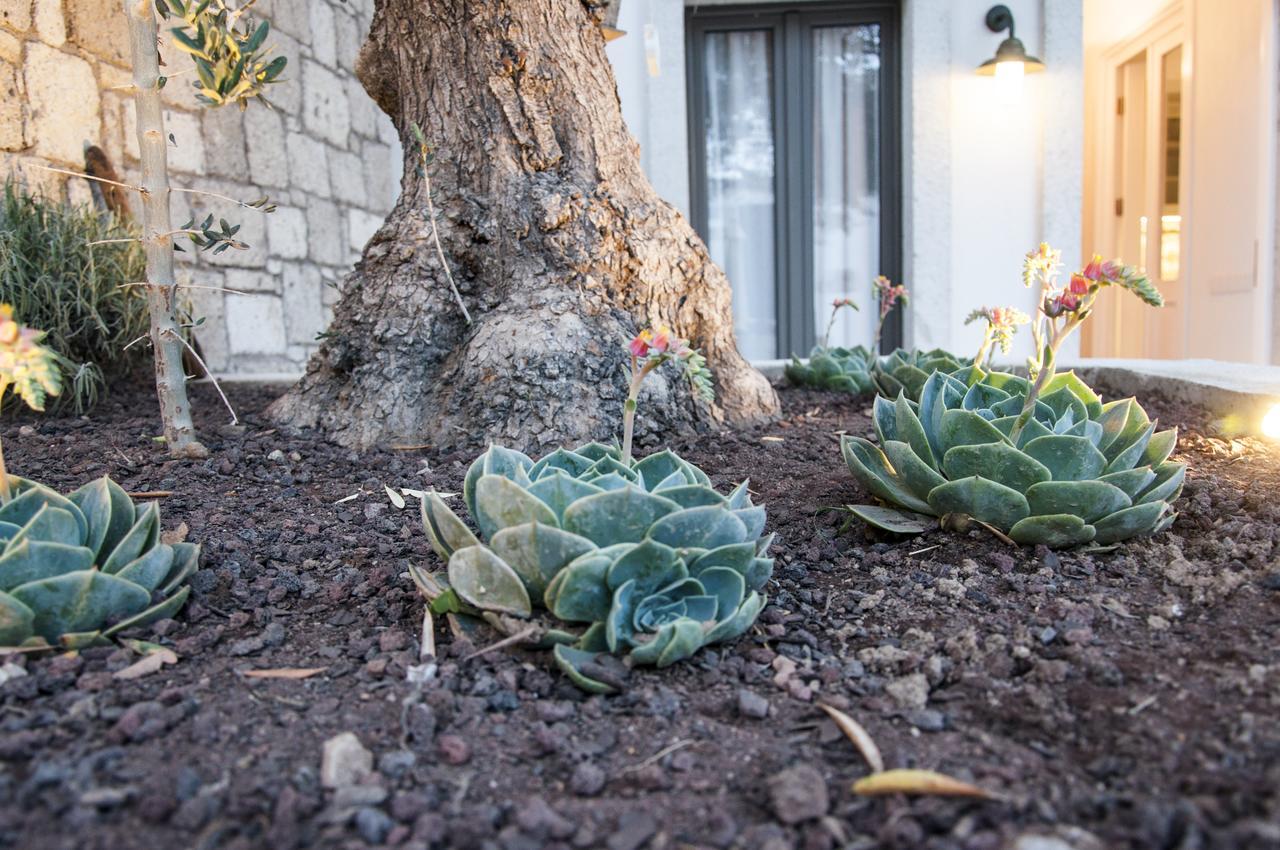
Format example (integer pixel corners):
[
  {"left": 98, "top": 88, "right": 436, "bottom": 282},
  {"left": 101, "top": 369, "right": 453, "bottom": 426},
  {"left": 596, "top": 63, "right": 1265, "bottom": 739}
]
[{"left": 975, "top": 5, "right": 1044, "bottom": 81}]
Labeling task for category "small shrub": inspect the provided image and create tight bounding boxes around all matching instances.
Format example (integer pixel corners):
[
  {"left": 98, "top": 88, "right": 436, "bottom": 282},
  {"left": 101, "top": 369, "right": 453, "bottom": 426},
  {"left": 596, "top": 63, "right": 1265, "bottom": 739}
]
[{"left": 0, "top": 183, "right": 149, "bottom": 411}]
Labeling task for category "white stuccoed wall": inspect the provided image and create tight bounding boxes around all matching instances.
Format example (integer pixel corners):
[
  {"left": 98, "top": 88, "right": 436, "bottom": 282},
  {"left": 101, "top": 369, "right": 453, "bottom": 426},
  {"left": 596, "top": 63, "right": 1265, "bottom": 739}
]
[
  {"left": 608, "top": 0, "right": 1084, "bottom": 363},
  {"left": 0, "top": 0, "right": 401, "bottom": 377}
]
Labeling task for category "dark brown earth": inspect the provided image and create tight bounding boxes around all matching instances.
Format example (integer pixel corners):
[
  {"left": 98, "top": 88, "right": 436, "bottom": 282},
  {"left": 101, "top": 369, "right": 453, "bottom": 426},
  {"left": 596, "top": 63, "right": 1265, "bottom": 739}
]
[{"left": 1, "top": 379, "right": 1277, "bottom": 850}]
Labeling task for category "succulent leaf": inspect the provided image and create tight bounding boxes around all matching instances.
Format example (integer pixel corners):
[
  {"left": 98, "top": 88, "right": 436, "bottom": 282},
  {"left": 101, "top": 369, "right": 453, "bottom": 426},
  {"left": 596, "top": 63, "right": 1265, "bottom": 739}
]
[
  {"left": 1021, "top": 435, "right": 1108, "bottom": 481},
  {"left": 446, "top": 545, "right": 532, "bottom": 617},
  {"left": 115, "top": 543, "right": 176, "bottom": 593},
  {"left": 0, "top": 541, "right": 95, "bottom": 591},
  {"left": 552, "top": 644, "right": 617, "bottom": 694},
  {"left": 895, "top": 395, "right": 937, "bottom": 470},
  {"left": 0, "top": 593, "right": 35, "bottom": 645},
  {"left": 101, "top": 503, "right": 160, "bottom": 574},
  {"left": 939, "top": 409, "right": 1009, "bottom": 455},
  {"left": 841, "top": 437, "right": 933, "bottom": 515},
  {"left": 563, "top": 487, "right": 680, "bottom": 547},
  {"left": 1025, "top": 480, "right": 1132, "bottom": 522},
  {"left": 1008, "top": 514, "right": 1096, "bottom": 547},
  {"left": 843, "top": 505, "right": 935, "bottom": 535},
  {"left": 1104, "top": 423, "right": 1156, "bottom": 473},
  {"left": 69, "top": 476, "right": 133, "bottom": 559},
  {"left": 927, "top": 476, "right": 1031, "bottom": 529},
  {"left": 655, "top": 485, "right": 726, "bottom": 509},
  {"left": 421, "top": 493, "right": 481, "bottom": 561},
  {"left": 474, "top": 475, "right": 559, "bottom": 539},
  {"left": 1142, "top": 428, "right": 1178, "bottom": 467},
  {"left": 11, "top": 570, "right": 151, "bottom": 642},
  {"left": 489, "top": 522, "right": 595, "bottom": 598},
  {"left": 942, "top": 442, "right": 1052, "bottom": 493},
  {"left": 1092, "top": 501, "right": 1168, "bottom": 545},
  {"left": 648, "top": 505, "right": 748, "bottom": 550},
  {"left": 1137, "top": 463, "right": 1186, "bottom": 505}
]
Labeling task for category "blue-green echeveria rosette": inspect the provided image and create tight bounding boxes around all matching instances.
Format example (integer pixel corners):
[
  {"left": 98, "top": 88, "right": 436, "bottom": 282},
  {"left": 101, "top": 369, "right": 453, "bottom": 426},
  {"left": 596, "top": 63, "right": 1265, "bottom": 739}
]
[
  {"left": 840, "top": 370, "right": 1185, "bottom": 548},
  {"left": 870, "top": 347, "right": 971, "bottom": 401},
  {"left": 0, "top": 476, "right": 199, "bottom": 647},
  {"left": 420, "top": 443, "right": 772, "bottom": 693},
  {"left": 786, "top": 345, "right": 876, "bottom": 394}
]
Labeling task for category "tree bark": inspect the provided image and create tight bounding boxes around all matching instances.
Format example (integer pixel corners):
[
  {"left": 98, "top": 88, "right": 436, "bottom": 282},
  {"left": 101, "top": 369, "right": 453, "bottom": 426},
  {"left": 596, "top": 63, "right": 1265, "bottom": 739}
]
[{"left": 268, "top": 0, "right": 779, "bottom": 453}]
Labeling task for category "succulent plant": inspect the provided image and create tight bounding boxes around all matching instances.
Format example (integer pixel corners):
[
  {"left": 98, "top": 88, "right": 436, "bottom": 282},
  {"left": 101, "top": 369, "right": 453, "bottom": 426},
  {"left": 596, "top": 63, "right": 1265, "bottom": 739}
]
[
  {"left": 840, "top": 370, "right": 1184, "bottom": 547},
  {"left": 785, "top": 345, "right": 876, "bottom": 394},
  {"left": 869, "top": 347, "right": 971, "bottom": 401},
  {"left": 0, "top": 476, "right": 199, "bottom": 647},
  {"left": 420, "top": 443, "right": 771, "bottom": 693}
]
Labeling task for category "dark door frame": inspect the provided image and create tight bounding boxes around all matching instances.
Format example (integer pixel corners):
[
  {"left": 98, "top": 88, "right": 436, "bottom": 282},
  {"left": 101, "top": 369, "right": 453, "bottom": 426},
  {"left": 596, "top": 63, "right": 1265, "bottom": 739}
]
[{"left": 686, "top": 0, "right": 903, "bottom": 355}]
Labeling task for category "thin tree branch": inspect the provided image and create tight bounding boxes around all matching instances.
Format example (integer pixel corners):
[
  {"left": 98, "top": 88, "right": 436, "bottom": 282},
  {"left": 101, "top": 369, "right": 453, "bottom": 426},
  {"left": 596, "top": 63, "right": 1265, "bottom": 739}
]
[
  {"left": 422, "top": 166, "right": 472, "bottom": 325},
  {"left": 117, "top": 282, "right": 257, "bottom": 296},
  {"left": 34, "top": 164, "right": 271, "bottom": 214},
  {"left": 168, "top": 186, "right": 271, "bottom": 211},
  {"left": 34, "top": 164, "right": 141, "bottom": 193},
  {"left": 162, "top": 328, "right": 239, "bottom": 425}
]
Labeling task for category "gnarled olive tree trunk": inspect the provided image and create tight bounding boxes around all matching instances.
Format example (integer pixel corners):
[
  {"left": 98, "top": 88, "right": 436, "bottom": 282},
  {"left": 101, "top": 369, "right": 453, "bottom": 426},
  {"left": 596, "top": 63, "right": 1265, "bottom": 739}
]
[{"left": 268, "top": 0, "right": 778, "bottom": 452}]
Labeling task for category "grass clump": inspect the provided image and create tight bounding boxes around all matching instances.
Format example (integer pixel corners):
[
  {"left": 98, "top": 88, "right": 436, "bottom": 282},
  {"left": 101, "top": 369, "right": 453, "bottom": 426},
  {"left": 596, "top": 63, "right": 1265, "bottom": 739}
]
[{"left": 0, "top": 182, "right": 150, "bottom": 412}]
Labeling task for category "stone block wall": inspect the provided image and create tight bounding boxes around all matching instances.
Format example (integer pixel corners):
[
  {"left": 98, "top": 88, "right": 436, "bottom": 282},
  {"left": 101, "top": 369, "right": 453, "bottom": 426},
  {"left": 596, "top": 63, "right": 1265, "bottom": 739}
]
[{"left": 0, "top": 0, "right": 401, "bottom": 375}]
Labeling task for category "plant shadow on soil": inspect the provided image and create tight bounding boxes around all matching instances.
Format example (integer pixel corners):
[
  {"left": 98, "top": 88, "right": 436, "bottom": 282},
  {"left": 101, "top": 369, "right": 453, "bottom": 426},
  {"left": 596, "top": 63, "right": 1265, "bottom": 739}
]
[{"left": 1, "top": 379, "right": 1278, "bottom": 850}]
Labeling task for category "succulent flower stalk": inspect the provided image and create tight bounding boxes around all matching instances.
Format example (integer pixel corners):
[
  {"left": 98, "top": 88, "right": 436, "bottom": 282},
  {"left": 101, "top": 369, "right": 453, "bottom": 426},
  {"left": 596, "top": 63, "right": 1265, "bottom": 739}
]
[
  {"left": 965, "top": 306, "right": 1030, "bottom": 369},
  {"left": 1011, "top": 247, "right": 1162, "bottom": 444},
  {"left": 872, "top": 275, "right": 908, "bottom": 353},
  {"left": 0, "top": 305, "right": 61, "bottom": 504},
  {"left": 621, "top": 326, "right": 714, "bottom": 464},
  {"left": 823, "top": 297, "right": 860, "bottom": 350}
]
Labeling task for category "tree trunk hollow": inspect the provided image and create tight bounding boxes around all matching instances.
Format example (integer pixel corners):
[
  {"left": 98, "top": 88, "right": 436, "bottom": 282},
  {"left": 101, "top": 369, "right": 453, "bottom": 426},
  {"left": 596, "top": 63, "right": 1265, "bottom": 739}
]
[{"left": 269, "top": 0, "right": 779, "bottom": 453}]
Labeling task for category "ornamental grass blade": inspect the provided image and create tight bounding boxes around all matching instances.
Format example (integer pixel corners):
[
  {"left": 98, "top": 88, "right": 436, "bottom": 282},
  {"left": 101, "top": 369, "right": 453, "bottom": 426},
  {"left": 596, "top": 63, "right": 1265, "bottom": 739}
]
[
  {"left": 853, "top": 768, "right": 998, "bottom": 799},
  {"left": 818, "top": 703, "right": 884, "bottom": 773}
]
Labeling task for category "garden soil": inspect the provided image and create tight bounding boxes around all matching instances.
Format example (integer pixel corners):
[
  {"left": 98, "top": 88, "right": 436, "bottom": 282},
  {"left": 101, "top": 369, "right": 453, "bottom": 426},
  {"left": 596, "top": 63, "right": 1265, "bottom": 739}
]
[{"left": 1, "top": 380, "right": 1276, "bottom": 850}]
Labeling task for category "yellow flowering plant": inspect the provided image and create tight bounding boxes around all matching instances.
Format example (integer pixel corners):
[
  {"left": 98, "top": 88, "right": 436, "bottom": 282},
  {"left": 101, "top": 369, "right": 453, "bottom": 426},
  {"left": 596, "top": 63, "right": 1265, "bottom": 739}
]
[{"left": 0, "top": 304, "right": 61, "bottom": 502}]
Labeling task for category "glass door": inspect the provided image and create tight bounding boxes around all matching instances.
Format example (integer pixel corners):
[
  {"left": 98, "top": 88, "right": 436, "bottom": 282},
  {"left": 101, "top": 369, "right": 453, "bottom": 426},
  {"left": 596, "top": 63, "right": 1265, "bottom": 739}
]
[
  {"left": 810, "top": 24, "right": 883, "bottom": 350},
  {"left": 700, "top": 30, "right": 779, "bottom": 361},
  {"left": 1088, "top": 13, "right": 1188, "bottom": 360},
  {"left": 688, "top": 3, "right": 900, "bottom": 359}
]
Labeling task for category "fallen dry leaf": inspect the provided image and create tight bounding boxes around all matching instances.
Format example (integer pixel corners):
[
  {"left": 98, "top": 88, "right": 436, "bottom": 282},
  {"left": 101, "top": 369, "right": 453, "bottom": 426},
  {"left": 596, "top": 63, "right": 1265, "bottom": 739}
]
[
  {"left": 818, "top": 703, "right": 884, "bottom": 773},
  {"left": 853, "top": 768, "right": 997, "bottom": 799},
  {"left": 242, "top": 667, "right": 327, "bottom": 680},
  {"left": 384, "top": 485, "right": 406, "bottom": 510},
  {"left": 761, "top": 436, "right": 785, "bottom": 443},
  {"left": 113, "top": 649, "right": 178, "bottom": 680},
  {"left": 160, "top": 521, "right": 189, "bottom": 545}
]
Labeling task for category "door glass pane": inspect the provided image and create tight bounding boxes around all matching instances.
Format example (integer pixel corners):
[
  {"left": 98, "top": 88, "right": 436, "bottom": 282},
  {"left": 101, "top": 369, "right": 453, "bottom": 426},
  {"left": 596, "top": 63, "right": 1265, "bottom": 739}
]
[
  {"left": 1159, "top": 45, "right": 1182, "bottom": 282},
  {"left": 812, "top": 25, "right": 881, "bottom": 350},
  {"left": 702, "top": 30, "right": 777, "bottom": 360}
]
